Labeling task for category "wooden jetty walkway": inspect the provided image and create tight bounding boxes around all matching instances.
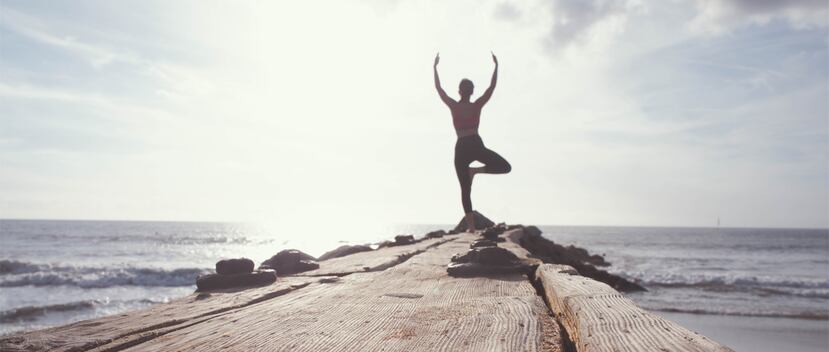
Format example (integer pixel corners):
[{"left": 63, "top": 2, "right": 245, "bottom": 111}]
[{"left": 1, "top": 227, "right": 733, "bottom": 352}]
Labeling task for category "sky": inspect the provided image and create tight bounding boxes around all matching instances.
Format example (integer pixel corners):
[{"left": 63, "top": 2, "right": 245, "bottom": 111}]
[{"left": 0, "top": 0, "right": 827, "bottom": 229}]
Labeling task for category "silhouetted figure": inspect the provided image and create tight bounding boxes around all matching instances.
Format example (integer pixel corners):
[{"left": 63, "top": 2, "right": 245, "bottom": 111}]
[{"left": 434, "top": 52, "right": 511, "bottom": 232}]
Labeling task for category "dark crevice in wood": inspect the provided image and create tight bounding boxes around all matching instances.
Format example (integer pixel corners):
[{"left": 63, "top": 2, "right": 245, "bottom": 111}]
[{"left": 527, "top": 264, "right": 576, "bottom": 352}]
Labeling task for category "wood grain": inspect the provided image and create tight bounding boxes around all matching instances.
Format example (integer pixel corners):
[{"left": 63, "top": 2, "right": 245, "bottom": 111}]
[
  {"left": 1, "top": 233, "right": 561, "bottom": 352},
  {"left": 121, "top": 234, "right": 561, "bottom": 351},
  {"left": 0, "top": 276, "right": 317, "bottom": 352},
  {"left": 535, "top": 264, "right": 734, "bottom": 352},
  {"left": 297, "top": 237, "right": 453, "bottom": 276}
]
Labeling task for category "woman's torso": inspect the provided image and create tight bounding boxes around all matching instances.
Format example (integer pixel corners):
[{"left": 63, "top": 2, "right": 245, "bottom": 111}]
[{"left": 450, "top": 101, "right": 482, "bottom": 137}]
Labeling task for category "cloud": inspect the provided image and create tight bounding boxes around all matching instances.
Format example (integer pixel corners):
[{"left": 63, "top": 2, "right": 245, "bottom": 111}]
[
  {"left": 497, "top": 0, "right": 826, "bottom": 57},
  {"left": 0, "top": 5, "right": 144, "bottom": 68},
  {"left": 0, "top": 83, "right": 174, "bottom": 123},
  {"left": 541, "top": 0, "right": 642, "bottom": 52},
  {"left": 690, "top": 0, "right": 829, "bottom": 34},
  {"left": 494, "top": 2, "right": 522, "bottom": 21}
]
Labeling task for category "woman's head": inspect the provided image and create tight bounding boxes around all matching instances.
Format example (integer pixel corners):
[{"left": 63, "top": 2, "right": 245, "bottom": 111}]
[{"left": 459, "top": 79, "right": 474, "bottom": 97}]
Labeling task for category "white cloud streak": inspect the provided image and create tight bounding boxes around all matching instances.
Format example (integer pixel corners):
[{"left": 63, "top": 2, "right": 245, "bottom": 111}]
[
  {"left": 0, "top": 5, "right": 143, "bottom": 68},
  {"left": 690, "top": 0, "right": 829, "bottom": 34}
]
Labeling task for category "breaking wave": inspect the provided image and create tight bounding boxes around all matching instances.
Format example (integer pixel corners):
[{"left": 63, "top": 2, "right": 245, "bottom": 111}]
[
  {"left": 635, "top": 272, "right": 829, "bottom": 299},
  {"left": 0, "top": 260, "right": 209, "bottom": 288},
  {"left": 645, "top": 306, "right": 829, "bottom": 320},
  {"left": 0, "top": 298, "right": 166, "bottom": 323}
]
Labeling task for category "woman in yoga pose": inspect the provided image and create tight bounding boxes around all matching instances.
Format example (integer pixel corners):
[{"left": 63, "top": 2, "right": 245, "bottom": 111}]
[{"left": 434, "top": 52, "right": 511, "bottom": 232}]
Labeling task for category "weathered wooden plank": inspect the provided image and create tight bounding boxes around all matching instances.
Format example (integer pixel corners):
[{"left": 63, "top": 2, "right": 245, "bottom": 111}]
[
  {"left": 0, "top": 276, "right": 319, "bottom": 352},
  {"left": 3, "top": 227, "right": 734, "bottom": 352},
  {"left": 118, "top": 234, "right": 562, "bottom": 352},
  {"left": 535, "top": 264, "right": 734, "bottom": 352},
  {"left": 2, "top": 232, "right": 562, "bottom": 352},
  {"left": 297, "top": 237, "right": 453, "bottom": 276}
]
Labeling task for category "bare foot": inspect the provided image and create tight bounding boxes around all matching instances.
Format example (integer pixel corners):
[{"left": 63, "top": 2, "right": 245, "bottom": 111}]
[{"left": 465, "top": 212, "right": 477, "bottom": 233}]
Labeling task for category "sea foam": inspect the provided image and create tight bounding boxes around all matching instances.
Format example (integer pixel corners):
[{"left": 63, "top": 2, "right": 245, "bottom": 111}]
[{"left": 0, "top": 260, "right": 210, "bottom": 288}]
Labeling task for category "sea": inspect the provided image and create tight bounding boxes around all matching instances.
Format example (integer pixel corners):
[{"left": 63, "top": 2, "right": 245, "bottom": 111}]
[{"left": 1, "top": 220, "right": 827, "bottom": 350}]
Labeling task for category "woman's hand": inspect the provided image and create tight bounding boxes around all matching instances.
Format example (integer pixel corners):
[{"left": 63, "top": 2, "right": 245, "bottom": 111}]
[
  {"left": 434, "top": 52, "right": 440, "bottom": 67},
  {"left": 491, "top": 51, "right": 498, "bottom": 66}
]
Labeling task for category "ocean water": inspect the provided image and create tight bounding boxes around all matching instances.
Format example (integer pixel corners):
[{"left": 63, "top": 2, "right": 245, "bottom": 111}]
[
  {"left": 0, "top": 219, "right": 400, "bottom": 335},
  {"left": 1, "top": 220, "right": 827, "bottom": 342},
  {"left": 538, "top": 226, "right": 829, "bottom": 321}
]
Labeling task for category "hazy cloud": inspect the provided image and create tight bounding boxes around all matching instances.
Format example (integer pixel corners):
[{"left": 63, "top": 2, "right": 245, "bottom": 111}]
[
  {"left": 494, "top": 2, "right": 522, "bottom": 21},
  {"left": 540, "top": 0, "right": 642, "bottom": 52},
  {"left": 690, "top": 0, "right": 829, "bottom": 34},
  {"left": 507, "top": 0, "right": 828, "bottom": 54},
  {"left": 0, "top": 5, "right": 143, "bottom": 68}
]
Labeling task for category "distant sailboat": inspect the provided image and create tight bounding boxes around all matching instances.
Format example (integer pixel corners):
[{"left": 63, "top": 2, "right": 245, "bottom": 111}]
[{"left": 717, "top": 216, "right": 721, "bottom": 229}]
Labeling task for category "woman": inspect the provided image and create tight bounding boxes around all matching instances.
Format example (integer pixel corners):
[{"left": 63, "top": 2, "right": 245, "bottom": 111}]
[{"left": 433, "top": 52, "right": 512, "bottom": 232}]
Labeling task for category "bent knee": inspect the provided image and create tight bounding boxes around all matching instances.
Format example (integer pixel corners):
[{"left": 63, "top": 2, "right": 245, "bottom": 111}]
[
  {"left": 488, "top": 163, "right": 511, "bottom": 174},
  {"left": 496, "top": 162, "right": 511, "bottom": 174}
]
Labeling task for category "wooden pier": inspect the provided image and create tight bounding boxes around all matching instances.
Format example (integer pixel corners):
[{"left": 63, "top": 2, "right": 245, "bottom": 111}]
[{"left": 1, "top": 227, "right": 733, "bottom": 352}]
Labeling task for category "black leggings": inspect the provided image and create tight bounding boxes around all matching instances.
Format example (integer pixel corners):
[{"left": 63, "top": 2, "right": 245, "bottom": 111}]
[{"left": 454, "top": 135, "right": 511, "bottom": 213}]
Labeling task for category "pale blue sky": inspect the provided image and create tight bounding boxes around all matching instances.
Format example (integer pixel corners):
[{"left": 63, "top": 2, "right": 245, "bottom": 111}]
[{"left": 1, "top": 0, "right": 827, "bottom": 229}]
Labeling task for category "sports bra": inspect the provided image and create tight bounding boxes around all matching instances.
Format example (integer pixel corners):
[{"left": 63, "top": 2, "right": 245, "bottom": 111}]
[{"left": 450, "top": 102, "right": 481, "bottom": 133}]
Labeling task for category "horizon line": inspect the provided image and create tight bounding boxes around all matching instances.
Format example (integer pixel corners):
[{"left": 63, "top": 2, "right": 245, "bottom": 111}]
[{"left": 1, "top": 217, "right": 826, "bottom": 231}]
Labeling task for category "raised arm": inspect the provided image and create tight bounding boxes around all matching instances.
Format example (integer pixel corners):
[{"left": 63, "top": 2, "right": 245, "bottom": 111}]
[
  {"left": 433, "top": 53, "right": 454, "bottom": 106},
  {"left": 476, "top": 52, "right": 498, "bottom": 106}
]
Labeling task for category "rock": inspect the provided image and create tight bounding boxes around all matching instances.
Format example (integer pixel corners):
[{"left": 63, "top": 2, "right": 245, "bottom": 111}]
[
  {"left": 260, "top": 249, "right": 320, "bottom": 275},
  {"left": 452, "top": 211, "right": 495, "bottom": 232},
  {"left": 481, "top": 227, "right": 505, "bottom": 241},
  {"left": 589, "top": 254, "right": 606, "bottom": 265},
  {"left": 516, "top": 229, "right": 645, "bottom": 292},
  {"left": 565, "top": 245, "right": 596, "bottom": 264},
  {"left": 262, "top": 259, "right": 318, "bottom": 275},
  {"left": 215, "top": 258, "right": 254, "bottom": 275},
  {"left": 446, "top": 234, "right": 528, "bottom": 277},
  {"left": 449, "top": 232, "right": 524, "bottom": 277},
  {"left": 375, "top": 236, "right": 415, "bottom": 248},
  {"left": 196, "top": 270, "right": 277, "bottom": 291},
  {"left": 277, "top": 249, "right": 316, "bottom": 262},
  {"left": 425, "top": 230, "right": 447, "bottom": 239},
  {"left": 470, "top": 239, "right": 497, "bottom": 248},
  {"left": 393, "top": 235, "right": 416, "bottom": 246},
  {"left": 318, "top": 245, "right": 373, "bottom": 261},
  {"left": 475, "top": 246, "right": 520, "bottom": 266},
  {"left": 449, "top": 246, "right": 519, "bottom": 266},
  {"left": 571, "top": 263, "right": 645, "bottom": 292},
  {"left": 517, "top": 229, "right": 609, "bottom": 267},
  {"left": 523, "top": 225, "right": 542, "bottom": 237},
  {"left": 447, "top": 229, "right": 461, "bottom": 235},
  {"left": 450, "top": 249, "right": 478, "bottom": 264}
]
